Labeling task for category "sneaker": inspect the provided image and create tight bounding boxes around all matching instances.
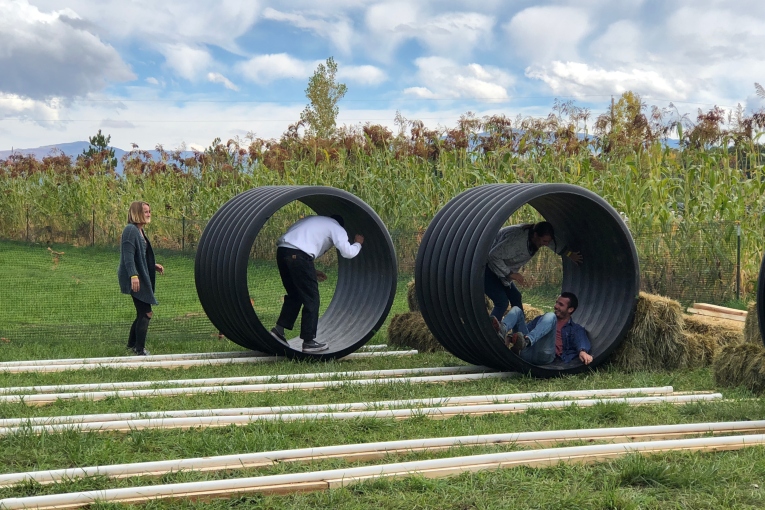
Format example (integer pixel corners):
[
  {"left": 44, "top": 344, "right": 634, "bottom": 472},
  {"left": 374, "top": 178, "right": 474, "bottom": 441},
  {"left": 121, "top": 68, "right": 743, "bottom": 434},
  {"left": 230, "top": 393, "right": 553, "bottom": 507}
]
[
  {"left": 490, "top": 316, "right": 507, "bottom": 340},
  {"left": 510, "top": 333, "right": 528, "bottom": 355},
  {"left": 270, "top": 327, "right": 289, "bottom": 346},
  {"left": 302, "top": 339, "right": 329, "bottom": 353},
  {"left": 133, "top": 348, "right": 151, "bottom": 356}
]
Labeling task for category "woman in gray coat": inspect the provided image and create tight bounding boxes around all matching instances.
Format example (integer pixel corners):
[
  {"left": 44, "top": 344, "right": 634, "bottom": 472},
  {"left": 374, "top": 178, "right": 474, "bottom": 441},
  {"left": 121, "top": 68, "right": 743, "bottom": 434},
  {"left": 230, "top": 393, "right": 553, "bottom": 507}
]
[{"left": 117, "top": 201, "right": 164, "bottom": 355}]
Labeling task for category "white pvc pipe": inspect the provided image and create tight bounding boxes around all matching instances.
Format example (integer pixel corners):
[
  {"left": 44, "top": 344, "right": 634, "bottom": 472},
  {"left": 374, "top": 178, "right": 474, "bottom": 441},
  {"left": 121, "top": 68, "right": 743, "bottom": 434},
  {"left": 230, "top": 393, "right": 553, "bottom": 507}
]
[
  {"left": 0, "top": 372, "right": 517, "bottom": 404},
  {"left": 0, "top": 365, "right": 492, "bottom": 395},
  {"left": 0, "top": 350, "right": 417, "bottom": 374},
  {"left": 1, "top": 432, "right": 759, "bottom": 509},
  {"left": 0, "top": 345, "right": 389, "bottom": 368},
  {"left": 0, "top": 351, "right": 265, "bottom": 367},
  {"left": 0, "top": 387, "right": 675, "bottom": 428},
  {"left": 0, "top": 418, "right": 760, "bottom": 488},
  {"left": 0, "top": 394, "right": 721, "bottom": 436}
]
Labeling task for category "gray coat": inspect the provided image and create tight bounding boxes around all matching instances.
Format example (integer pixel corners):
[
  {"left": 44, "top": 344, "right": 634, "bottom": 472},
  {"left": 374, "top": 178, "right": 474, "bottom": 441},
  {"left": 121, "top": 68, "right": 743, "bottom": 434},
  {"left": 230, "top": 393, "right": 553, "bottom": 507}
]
[
  {"left": 117, "top": 224, "right": 158, "bottom": 305},
  {"left": 487, "top": 225, "right": 566, "bottom": 286}
]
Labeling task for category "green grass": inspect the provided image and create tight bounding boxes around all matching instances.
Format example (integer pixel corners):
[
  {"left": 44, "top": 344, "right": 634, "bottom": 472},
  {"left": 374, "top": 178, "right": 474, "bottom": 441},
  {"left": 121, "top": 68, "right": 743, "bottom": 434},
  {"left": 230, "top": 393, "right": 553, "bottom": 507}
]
[{"left": 1, "top": 240, "right": 764, "bottom": 508}]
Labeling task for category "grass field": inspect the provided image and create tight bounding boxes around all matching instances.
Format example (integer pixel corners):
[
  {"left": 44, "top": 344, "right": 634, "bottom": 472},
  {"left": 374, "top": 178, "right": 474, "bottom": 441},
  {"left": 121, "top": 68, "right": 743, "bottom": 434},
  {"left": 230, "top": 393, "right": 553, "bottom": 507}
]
[{"left": 1, "top": 241, "right": 764, "bottom": 508}]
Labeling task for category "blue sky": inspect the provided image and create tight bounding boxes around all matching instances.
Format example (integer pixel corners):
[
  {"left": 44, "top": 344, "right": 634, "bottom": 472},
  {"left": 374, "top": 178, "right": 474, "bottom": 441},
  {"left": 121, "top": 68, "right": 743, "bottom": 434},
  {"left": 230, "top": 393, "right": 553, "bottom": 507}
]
[{"left": 2, "top": 0, "right": 765, "bottom": 151}]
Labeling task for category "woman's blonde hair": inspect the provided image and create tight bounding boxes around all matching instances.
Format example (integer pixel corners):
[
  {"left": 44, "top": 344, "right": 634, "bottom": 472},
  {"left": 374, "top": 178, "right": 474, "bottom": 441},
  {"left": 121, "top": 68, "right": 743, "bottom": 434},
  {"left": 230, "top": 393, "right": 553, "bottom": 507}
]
[{"left": 127, "top": 201, "right": 150, "bottom": 225}]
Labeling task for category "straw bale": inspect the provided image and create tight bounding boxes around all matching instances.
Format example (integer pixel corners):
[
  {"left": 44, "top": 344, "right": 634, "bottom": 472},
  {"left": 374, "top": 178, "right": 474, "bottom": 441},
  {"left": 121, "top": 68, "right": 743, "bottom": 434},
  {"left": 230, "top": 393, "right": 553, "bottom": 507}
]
[
  {"left": 683, "top": 314, "right": 743, "bottom": 355},
  {"left": 682, "top": 331, "right": 715, "bottom": 369},
  {"left": 406, "top": 280, "right": 419, "bottom": 312},
  {"left": 524, "top": 306, "right": 544, "bottom": 322},
  {"left": 609, "top": 292, "right": 686, "bottom": 371},
  {"left": 743, "top": 302, "right": 763, "bottom": 345},
  {"left": 713, "top": 341, "right": 765, "bottom": 393},
  {"left": 387, "top": 312, "right": 443, "bottom": 352}
]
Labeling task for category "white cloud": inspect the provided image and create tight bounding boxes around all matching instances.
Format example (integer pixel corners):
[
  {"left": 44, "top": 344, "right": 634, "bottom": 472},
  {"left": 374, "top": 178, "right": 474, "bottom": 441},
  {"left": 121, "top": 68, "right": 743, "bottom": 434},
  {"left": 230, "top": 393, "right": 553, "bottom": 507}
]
[
  {"left": 337, "top": 65, "right": 386, "bottom": 85},
  {"left": 589, "top": 20, "right": 643, "bottom": 64},
  {"left": 0, "top": 0, "right": 134, "bottom": 100},
  {"left": 405, "top": 57, "right": 513, "bottom": 102},
  {"left": 0, "top": 93, "right": 62, "bottom": 125},
  {"left": 160, "top": 44, "right": 213, "bottom": 81},
  {"left": 526, "top": 61, "right": 691, "bottom": 99},
  {"left": 145, "top": 77, "right": 160, "bottom": 85},
  {"left": 207, "top": 72, "right": 239, "bottom": 91},
  {"left": 364, "top": 4, "right": 494, "bottom": 59},
  {"left": 236, "top": 54, "right": 320, "bottom": 84},
  {"left": 262, "top": 7, "right": 354, "bottom": 55},
  {"left": 504, "top": 6, "right": 591, "bottom": 62}
]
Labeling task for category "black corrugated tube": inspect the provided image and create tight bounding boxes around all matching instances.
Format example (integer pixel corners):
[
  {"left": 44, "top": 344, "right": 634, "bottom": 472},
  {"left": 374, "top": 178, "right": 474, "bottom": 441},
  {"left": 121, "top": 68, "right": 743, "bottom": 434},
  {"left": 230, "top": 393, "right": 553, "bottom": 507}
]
[
  {"left": 758, "top": 253, "right": 765, "bottom": 345},
  {"left": 195, "top": 186, "right": 398, "bottom": 359},
  {"left": 415, "top": 183, "right": 640, "bottom": 377}
]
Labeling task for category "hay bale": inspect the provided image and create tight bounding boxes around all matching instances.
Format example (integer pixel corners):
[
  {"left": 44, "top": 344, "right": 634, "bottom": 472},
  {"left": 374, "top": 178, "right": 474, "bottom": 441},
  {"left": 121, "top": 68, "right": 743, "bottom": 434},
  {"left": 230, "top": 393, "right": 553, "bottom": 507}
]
[
  {"left": 524, "top": 306, "right": 544, "bottom": 322},
  {"left": 406, "top": 280, "right": 419, "bottom": 312},
  {"left": 713, "top": 341, "right": 765, "bottom": 393},
  {"left": 682, "top": 331, "right": 716, "bottom": 369},
  {"left": 610, "top": 292, "right": 686, "bottom": 372},
  {"left": 743, "top": 302, "right": 763, "bottom": 345},
  {"left": 387, "top": 312, "right": 443, "bottom": 353},
  {"left": 683, "top": 314, "right": 743, "bottom": 356}
]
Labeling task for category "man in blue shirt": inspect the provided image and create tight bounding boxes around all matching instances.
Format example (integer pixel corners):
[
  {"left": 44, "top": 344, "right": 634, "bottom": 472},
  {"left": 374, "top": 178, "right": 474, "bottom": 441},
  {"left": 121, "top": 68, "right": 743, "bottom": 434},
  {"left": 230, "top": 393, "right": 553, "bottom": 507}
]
[{"left": 492, "top": 292, "right": 592, "bottom": 366}]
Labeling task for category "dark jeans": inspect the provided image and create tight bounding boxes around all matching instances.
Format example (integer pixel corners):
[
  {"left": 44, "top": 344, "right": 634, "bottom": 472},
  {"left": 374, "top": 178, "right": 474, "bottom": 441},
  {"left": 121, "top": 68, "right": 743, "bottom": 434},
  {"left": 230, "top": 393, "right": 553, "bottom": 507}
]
[
  {"left": 276, "top": 247, "right": 319, "bottom": 341},
  {"left": 484, "top": 266, "right": 523, "bottom": 321},
  {"left": 128, "top": 296, "right": 152, "bottom": 351}
]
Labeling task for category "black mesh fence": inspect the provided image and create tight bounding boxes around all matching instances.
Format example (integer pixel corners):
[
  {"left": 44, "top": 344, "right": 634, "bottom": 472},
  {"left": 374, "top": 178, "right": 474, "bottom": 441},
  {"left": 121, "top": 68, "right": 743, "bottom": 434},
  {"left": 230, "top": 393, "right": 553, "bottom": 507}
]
[{"left": 0, "top": 215, "right": 740, "bottom": 348}]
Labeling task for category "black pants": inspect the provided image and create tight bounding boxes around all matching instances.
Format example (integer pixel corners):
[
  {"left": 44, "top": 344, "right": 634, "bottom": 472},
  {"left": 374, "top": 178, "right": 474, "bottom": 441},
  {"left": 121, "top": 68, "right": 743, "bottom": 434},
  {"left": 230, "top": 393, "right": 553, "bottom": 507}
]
[
  {"left": 128, "top": 296, "right": 152, "bottom": 351},
  {"left": 484, "top": 266, "right": 523, "bottom": 321},
  {"left": 276, "top": 247, "right": 319, "bottom": 341}
]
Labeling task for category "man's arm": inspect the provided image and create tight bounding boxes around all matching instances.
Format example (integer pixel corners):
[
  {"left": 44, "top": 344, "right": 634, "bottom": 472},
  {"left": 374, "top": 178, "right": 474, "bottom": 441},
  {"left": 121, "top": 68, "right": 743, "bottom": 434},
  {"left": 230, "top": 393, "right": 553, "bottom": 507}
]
[
  {"left": 330, "top": 225, "right": 362, "bottom": 259},
  {"left": 573, "top": 325, "right": 592, "bottom": 364}
]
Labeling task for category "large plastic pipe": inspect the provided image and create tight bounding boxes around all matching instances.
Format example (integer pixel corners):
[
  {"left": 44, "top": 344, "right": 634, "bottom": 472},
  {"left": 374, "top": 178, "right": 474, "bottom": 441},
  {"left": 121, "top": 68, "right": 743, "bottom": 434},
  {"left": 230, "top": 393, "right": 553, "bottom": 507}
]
[
  {"left": 195, "top": 186, "right": 397, "bottom": 358},
  {"left": 2, "top": 418, "right": 761, "bottom": 488},
  {"left": 415, "top": 183, "right": 639, "bottom": 377},
  {"left": 0, "top": 350, "right": 417, "bottom": 374},
  {"left": 0, "top": 372, "right": 516, "bottom": 405},
  {"left": 0, "top": 387, "right": 674, "bottom": 428},
  {"left": 0, "top": 365, "right": 490, "bottom": 395},
  {"left": 0, "top": 394, "right": 721, "bottom": 436},
  {"left": 1, "top": 432, "right": 757, "bottom": 509}
]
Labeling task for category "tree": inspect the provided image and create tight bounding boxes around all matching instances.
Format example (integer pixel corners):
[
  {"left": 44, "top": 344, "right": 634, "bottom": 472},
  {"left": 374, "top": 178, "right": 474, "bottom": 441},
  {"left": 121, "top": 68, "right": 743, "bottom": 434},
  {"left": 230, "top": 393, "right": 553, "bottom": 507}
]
[
  {"left": 300, "top": 57, "right": 347, "bottom": 138},
  {"left": 81, "top": 129, "right": 117, "bottom": 171}
]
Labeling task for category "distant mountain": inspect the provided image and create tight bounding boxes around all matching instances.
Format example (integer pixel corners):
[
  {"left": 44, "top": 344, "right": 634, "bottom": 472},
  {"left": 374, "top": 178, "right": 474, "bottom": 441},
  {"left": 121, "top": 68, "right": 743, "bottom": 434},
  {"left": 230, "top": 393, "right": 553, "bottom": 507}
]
[{"left": 0, "top": 142, "right": 196, "bottom": 174}]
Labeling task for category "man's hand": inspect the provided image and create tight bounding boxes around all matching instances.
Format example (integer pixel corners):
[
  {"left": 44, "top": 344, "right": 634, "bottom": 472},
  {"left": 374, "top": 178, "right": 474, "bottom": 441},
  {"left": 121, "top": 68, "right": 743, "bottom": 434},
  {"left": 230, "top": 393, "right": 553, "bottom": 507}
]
[
  {"left": 316, "top": 270, "right": 327, "bottom": 282},
  {"left": 354, "top": 234, "right": 364, "bottom": 245},
  {"left": 579, "top": 350, "right": 593, "bottom": 365},
  {"left": 155, "top": 263, "right": 164, "bottom": 275},
  {"left": 567, "top": 251, "right": 583, "bottom": 265},
  {"left": 507, "top": 272, "right": 525, "bottom": 286}
]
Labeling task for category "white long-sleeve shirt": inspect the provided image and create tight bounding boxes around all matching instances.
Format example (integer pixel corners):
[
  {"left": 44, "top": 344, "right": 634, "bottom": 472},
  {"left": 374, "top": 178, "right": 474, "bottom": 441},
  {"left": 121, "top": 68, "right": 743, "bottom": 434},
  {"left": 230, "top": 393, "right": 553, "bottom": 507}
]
[{"left": 277, "top": 216, "right": 361, "bottom": 259}]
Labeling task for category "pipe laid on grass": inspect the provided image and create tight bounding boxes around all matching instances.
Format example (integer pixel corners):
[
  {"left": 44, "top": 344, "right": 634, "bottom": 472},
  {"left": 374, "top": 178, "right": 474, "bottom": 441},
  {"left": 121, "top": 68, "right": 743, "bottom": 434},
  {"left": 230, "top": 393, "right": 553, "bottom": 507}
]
[
  {"left": 0, "top": 387, "right": 675, "bottom": 428},
  {"left": 0, "top": 372, "right": 516, "bottom": 405},
  {"left": 0, "top": 365, "right": 492, "bottom": 395},
  {"left": 0, "top": 345, "right": 390, "bottom": 369},
  {"left": 0, "top": 394, "right": 721, "bottom": 436},
  {"left": 1, "top": 432, "right": 759, "bottom": 509},
  {"left": 0, "top": 418, "right": 761, "bottom": 488},
  {"left": 0, "top": 350, "right": 417, "bottom": 374}
]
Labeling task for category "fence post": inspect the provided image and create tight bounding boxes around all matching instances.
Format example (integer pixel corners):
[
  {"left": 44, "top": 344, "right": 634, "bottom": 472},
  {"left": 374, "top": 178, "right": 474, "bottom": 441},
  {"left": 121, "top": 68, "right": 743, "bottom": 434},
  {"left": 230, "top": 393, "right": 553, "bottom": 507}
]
[
  {"left": 736, "top": 222, "right": 741, "bottom": 301},
  {"left": 91, "top": 209, "right": 95, "bottom": 247},
  {"left": 25, "top": 206, "right": 29, "bottom": 242},
  {"left": 182, "top": 216, "right": 186, "bottom": 252}
]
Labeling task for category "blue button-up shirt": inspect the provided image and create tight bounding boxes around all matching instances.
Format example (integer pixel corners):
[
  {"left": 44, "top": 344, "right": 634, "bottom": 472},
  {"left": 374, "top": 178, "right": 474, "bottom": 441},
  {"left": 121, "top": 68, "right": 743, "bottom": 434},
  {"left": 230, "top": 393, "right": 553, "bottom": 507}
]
[{"left": 527, "top": 315, "right": 591, "bottom": 363}]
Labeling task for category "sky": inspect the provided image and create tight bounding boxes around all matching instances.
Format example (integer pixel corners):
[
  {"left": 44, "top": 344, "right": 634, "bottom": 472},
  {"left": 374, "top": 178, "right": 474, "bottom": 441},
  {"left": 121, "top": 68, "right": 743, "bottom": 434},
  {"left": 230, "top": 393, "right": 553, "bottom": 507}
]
[{"left": 2, "top": 0, "right": 765, "bottom": 152}]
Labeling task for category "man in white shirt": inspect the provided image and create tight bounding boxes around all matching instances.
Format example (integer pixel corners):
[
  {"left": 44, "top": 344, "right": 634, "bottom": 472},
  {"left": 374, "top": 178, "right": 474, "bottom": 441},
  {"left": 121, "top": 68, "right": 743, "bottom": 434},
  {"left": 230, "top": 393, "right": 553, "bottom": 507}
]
[{"left": 271, "top": 214, "right": 364, "bottom": 352}]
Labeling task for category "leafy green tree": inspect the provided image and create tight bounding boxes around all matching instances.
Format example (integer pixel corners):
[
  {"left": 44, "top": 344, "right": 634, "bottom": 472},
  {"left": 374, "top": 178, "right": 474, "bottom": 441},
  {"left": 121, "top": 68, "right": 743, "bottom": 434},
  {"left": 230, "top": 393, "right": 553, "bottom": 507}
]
[
  {"left": 81, "top": 129, "right": 117, "bottom": 171},
  {"left": 300, "top": 57, "right": 347, "bottom": 138}
]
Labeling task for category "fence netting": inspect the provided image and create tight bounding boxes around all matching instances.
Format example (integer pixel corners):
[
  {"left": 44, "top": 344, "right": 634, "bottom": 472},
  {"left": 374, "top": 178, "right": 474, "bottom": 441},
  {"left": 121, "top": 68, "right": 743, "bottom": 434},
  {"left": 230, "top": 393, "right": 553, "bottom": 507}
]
[{"left": 0, "top": 214, "right": 739, "bottom": 347}]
